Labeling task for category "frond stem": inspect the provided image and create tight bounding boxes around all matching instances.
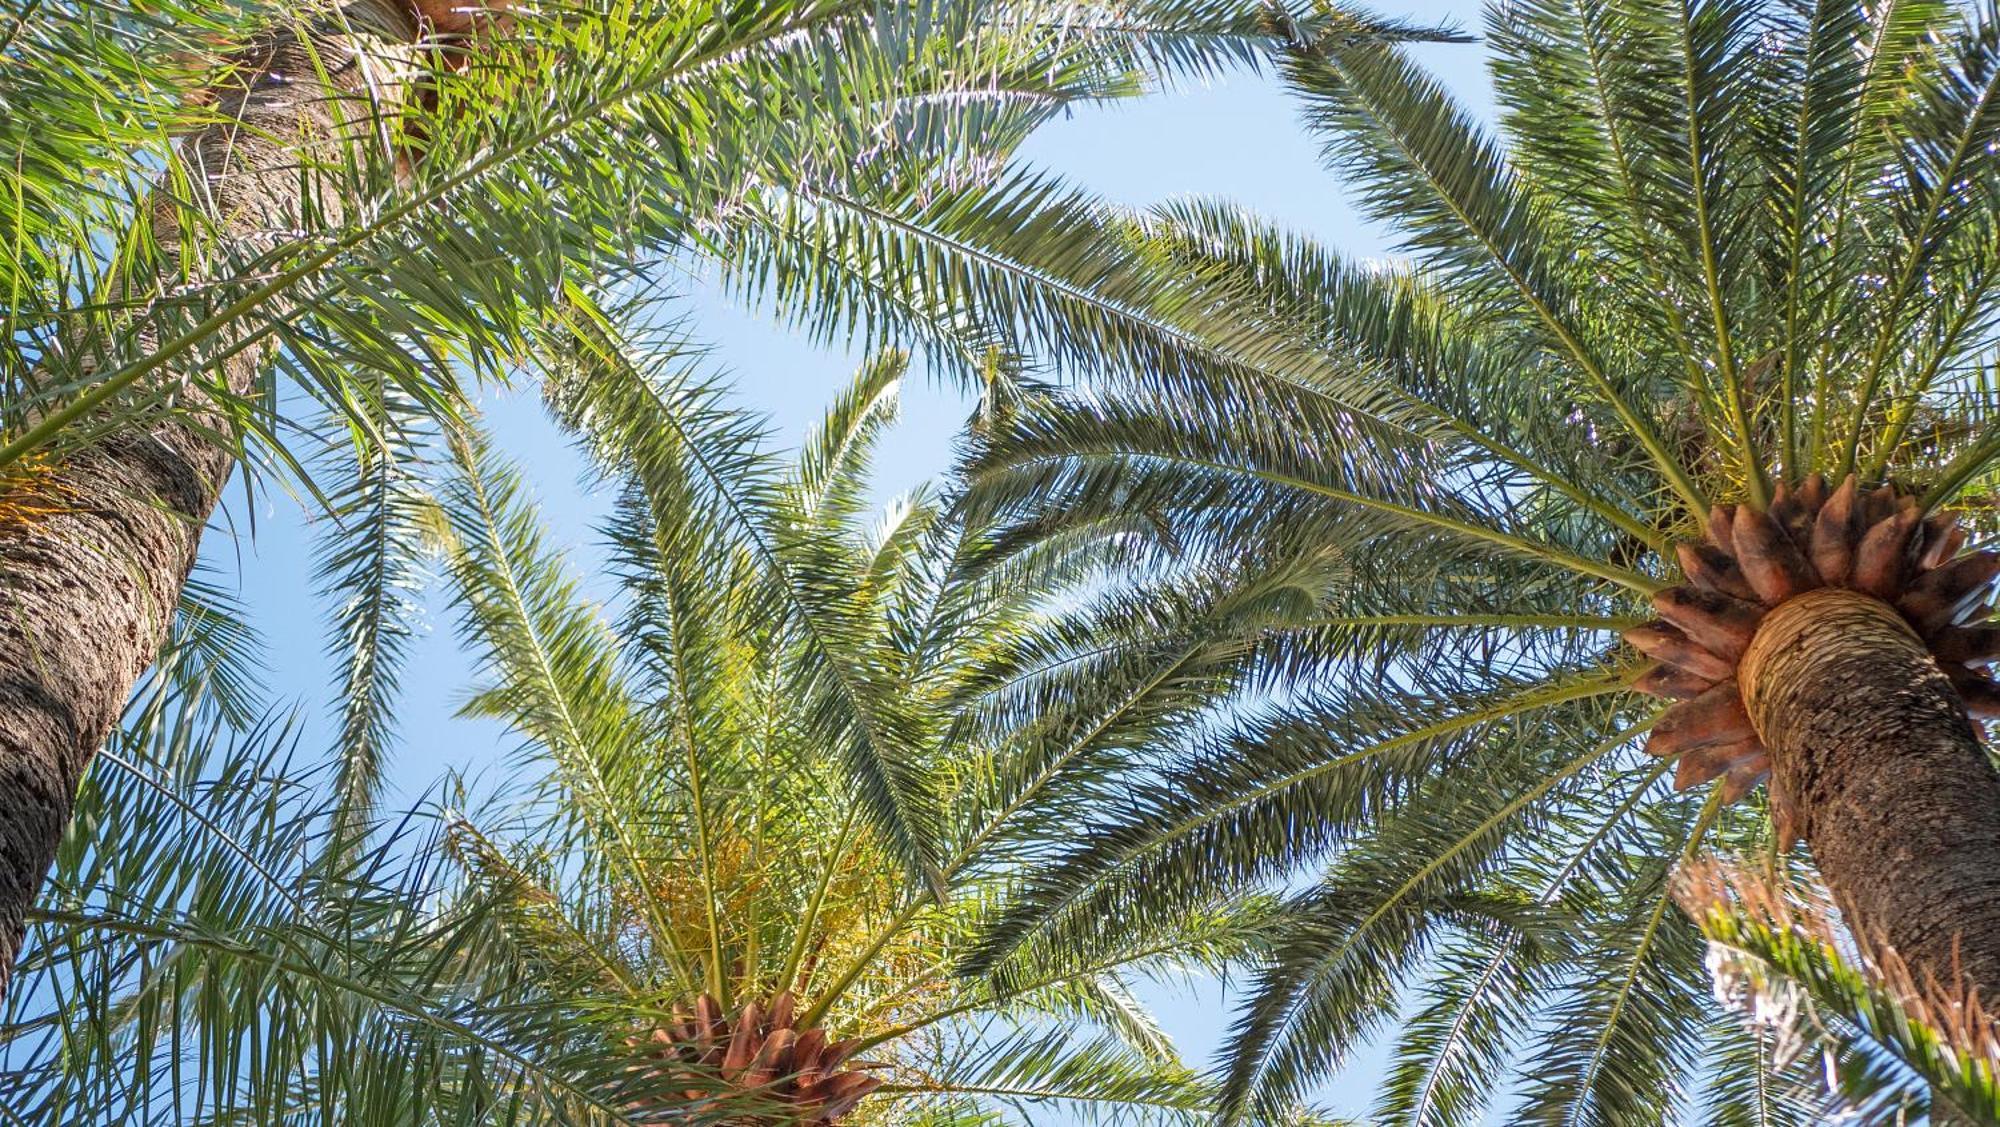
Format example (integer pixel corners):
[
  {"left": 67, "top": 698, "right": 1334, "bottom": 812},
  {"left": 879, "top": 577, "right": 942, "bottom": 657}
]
[
  {"left": 1675, "top": 0, "right": 1766, "bottom": 508},
  {"left": 1008, "top": 448, "right": 1667, "bottom": 594}
]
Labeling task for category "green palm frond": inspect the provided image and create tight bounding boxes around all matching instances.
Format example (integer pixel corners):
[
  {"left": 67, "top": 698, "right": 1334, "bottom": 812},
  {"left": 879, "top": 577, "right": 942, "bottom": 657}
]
[
  {"left": 312, "top": 380, "right": 438, "bottom": 837},
  {"left": 932, "top": 3, "right": 2000, "bottom": 1119},
  {"left": 138, "top": 572, "right": 269, "bottom": 732},
  {"left": 794, "top": 351, "right": 907, "bottom": 529},
  {"left": 435, "top": 428, "right": 693, "bottom": 984},
  {"left": 0, "top": 691, "right": 676, "bottom": 1122},
  {"left": 879, "top": 1025, "right": 1215, "bottom": 1125},
  {"left": 1272, "top": 7, "right": 1708, "bottom": 513},
  {"left": 1679, "top": 859, "right": 2000, "bottom": 1125}
]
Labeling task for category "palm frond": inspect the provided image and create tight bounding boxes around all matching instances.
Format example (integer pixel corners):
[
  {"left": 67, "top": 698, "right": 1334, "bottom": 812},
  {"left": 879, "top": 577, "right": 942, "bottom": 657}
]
[
  {"left": 0, "top": 690, "right": 669, "bottom": 1122},
  {"left": 311, "top": 381, "right": 437, "bottom": 836},
  {"left": 1679, "top": 858, "right": 2000, "bottom": 1125}
]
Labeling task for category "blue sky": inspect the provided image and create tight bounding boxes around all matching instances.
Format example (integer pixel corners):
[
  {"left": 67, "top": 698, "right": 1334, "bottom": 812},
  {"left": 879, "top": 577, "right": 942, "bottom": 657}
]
[{"left": 204, "top": 2, "right": 1495, "bottom": 1117}]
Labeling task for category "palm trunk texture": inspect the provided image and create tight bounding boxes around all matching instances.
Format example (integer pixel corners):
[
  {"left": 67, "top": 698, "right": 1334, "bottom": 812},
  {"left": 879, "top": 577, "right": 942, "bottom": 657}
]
[
  {"left": 1633, "top": 481, "right": 2000, "bottom": 1009},
  {"left": 1741, "top": 587, "right": 2000, "bottom": 1004},
  {"left": 0, "top": 4, "right": 413, "bottom": 996}
]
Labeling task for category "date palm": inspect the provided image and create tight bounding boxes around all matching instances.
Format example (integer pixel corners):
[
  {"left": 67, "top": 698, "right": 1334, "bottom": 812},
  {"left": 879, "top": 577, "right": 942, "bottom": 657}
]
[
  {"left": 938, "top": 1, "right": 2000, "bottom": 1121},
  {"left": 426, "top": 338, "right": 1274, "bottom": 1125},
  {"left": 0, "top": 0, "right": 1438, "bottom": 999},
  {"left": 0, "top": 341, "right": 1274, "bottom": 1123}
]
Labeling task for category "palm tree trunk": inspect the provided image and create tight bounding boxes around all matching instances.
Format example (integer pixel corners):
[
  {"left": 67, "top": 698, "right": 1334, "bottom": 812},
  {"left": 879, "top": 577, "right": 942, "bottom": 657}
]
[
  {"left": 1740, "top": 587, "right": 2000, "bottom": 1004},
  {"left": 0, "top": 3, "right": 413, "bottom": 997}
]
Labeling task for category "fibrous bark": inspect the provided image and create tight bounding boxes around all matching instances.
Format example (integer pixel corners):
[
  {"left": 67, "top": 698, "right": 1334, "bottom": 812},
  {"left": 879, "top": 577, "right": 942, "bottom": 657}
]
[
  {"left": 0, "top": 2, "right": 415, "bottom": 995},
  {"left": 1739, "top": 587, "right": 2000, "bottom": 1009},
  {"left": 1631, "top": 473, "right": 2000, "bottom": 1007}
]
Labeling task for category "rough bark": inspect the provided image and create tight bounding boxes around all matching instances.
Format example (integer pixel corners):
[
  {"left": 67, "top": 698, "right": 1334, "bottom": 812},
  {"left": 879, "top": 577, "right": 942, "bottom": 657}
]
[
  {"left": 0, "top": 3, "right": 413, "bottom": 996},
  {"left": 1740, "top": 587, "right": 2000, "bottom": 1005}
]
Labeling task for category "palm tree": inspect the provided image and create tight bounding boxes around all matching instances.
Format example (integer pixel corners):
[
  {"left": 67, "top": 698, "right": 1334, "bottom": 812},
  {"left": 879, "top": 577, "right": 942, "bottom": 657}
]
[
  {"left": 422, "top": 341, "right": 1278, "bottom": 1125},
  {"left": 926, "top": 1, "right": 2000, "bottom": 1120},
  {"left": 0, "top": 344, "right": 1270, "bottom": 1122},
  {"left": 0, "top": 0, "right": 1435, "bottom": 998}
]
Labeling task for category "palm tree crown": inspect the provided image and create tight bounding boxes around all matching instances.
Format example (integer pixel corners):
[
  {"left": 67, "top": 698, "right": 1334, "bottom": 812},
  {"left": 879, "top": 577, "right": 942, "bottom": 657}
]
[
  {"left": 942, "top": 2, "right": 2000, "bottom": 1122},
  {"left": 2, "top": 345, "right": 1279, "bottom": 1123},
  {"left": 431, "top": 342, "right": 1262, "bottom": 1123}
]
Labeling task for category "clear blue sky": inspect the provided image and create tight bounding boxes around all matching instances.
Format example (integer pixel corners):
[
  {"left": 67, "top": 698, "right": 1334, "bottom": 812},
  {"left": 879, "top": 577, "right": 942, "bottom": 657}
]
[{"left": 203, "top": 3, "right": 1493, "bottom": 1118}]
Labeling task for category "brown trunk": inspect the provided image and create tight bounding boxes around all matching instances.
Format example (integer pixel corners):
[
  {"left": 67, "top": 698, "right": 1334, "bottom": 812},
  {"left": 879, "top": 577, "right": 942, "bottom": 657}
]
[
  {"left": 0, "top": 4, "right": 413, "bottom": 996},
  {"left": 1740, "top": 587, "right": 2000, "bottom": 1004}
]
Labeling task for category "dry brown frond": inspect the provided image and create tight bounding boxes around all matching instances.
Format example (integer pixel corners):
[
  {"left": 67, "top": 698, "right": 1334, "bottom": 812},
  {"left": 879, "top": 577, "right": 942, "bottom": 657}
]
[
  {"left": 1632, "top": 475, "right": 2000, "bottom": 844},
  {"left": 1675, "top": 857, "right": 2000, "bottom": 1066}
]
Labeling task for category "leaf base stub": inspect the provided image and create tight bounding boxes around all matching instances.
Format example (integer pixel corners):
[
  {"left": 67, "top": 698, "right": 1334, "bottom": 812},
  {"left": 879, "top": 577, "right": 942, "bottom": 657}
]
[
  {"left": 624, "top": 991, "right": 883, "bottom": 1124},
  {"left": 1626, "top": 474, "right": 2000, "bottom": 818}
]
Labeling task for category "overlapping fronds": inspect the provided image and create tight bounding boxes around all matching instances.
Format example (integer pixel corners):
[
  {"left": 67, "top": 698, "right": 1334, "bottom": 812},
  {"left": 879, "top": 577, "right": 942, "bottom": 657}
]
[
  {"left": 0, "top": 688, "right": 691, "bottom": 1122},
  {"left": 1678, "top": 858, "right": 2000, "bottom": 1124},
  {"left": 2, "top": 0, "right": 1461, "bottom": 901},
  {"left": 6, "top": 0, "right": 1474, "bottom": 1118},
  {"left": 420, "top": 345, "right": 1295, "bottom": 1122},
  {"left": 0, "top": 0, "right": 1452, "bottom": 488},
  {"left": 931, "top": 2, "right": 2000, "bottom": 1121}
]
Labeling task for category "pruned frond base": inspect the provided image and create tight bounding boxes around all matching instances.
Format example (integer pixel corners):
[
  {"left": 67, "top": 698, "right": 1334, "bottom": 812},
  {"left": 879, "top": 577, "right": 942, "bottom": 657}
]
[
  {"left": 624, "top": 991, "right": 883, "bottom": 1124},
  {"left": 1628, "top": 475, "right": 2000, "bottom": 837}
]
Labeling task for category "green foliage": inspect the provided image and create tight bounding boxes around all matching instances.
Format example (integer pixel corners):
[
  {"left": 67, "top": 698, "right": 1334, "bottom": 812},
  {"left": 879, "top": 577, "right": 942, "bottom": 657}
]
[
  {"left": 429, "top": 337, "right": 1269, "bottom": 1123},
  {"left": 925, "top": 1, "right": 2000, "bottom": 1122},
  {"left": 1679, "top": 859, "right": 2000, "bottom": 1124},
  {"left": 0, "top": 0, "right": 1496, "bottom": 1119},
  {"left": 0, "top": 345, "right": 1283, "bottom": 1121},
  {"left": 1, "top": 691, "right": 676, "bottom": 1122},
  {"left": 2, "top": 0, "right": 1451, "bottom": 836},
  {"left": 2, "top": 0, "right": 1472, "bottom": 1116}
]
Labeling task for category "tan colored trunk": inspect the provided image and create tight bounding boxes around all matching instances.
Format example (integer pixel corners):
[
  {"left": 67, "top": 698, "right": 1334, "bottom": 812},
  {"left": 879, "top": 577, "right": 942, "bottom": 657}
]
[
  {"left": 0, "top": 3, "right": 413, "bottom": 996},
  {"left": 1740, "top": 587, "right": 2000, "bottom": 1003}
]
